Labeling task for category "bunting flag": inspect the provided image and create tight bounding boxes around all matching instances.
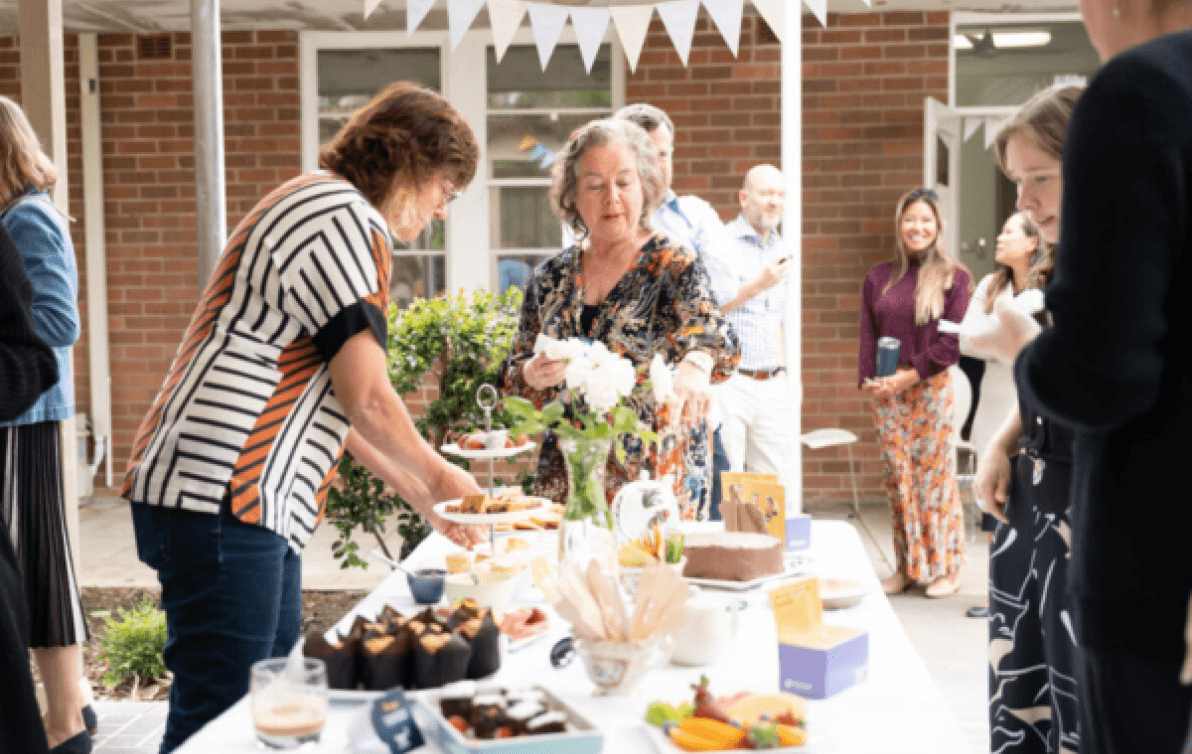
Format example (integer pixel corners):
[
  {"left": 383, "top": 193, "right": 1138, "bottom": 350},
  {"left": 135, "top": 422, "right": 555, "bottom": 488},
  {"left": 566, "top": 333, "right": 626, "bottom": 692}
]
[
  {"left": 407, "top": 0, "right": 437, "bottom": 36},
  {"left": 610, "top": 5, "right": 655, "bottom": 73},
  {"left": 449, "top": 0, "right": 487, "bottom": 50},
  {"left": 750, "top": 0, "right": 784, "bottom": 43},
  {"left": 364, "top": 0, "right": 385, "bottom": 19},
  {"left": 527, "top": 3, "right": 571, "bottom": 71},
  {"left": 984, "top": 117, "right": 1001, "bottom": 149},
  {"left": 520, "top": 136, "right": 558, "bottom": 171},
  {"left": 703, "top": 0, "right": 744, "bottom": 56},
  {"left": 803, "top": 0, "right": 828, "bottom": 30},
  {"left": 963, "top": 117, "right": 983, "bottom": 143},
  {"left": 656, "top": 0, "right": 700, "bottom": 66},
  {"left": 571, "top": 6, "right": 612, "bottom": 73},
  {"left": 488, "top": 0, "right": 528, "bottom": 63}
]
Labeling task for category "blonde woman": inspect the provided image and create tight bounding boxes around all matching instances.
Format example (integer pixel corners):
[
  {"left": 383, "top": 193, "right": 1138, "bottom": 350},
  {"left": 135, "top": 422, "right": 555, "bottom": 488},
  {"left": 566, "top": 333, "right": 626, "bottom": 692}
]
[
  {"left": 859, "top": 187, "right": 972, "bottom": 598},
  {"left": 0, "top": 96, "right": 91, "bottom": 754}
]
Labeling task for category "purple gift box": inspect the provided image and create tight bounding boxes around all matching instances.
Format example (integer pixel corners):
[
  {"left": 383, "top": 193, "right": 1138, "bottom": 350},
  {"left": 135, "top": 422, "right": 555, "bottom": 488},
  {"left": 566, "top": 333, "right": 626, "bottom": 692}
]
[
  {"left": 777, "top": 627, "right": 869, "bottom": 700},
  {"left": 785, "top": 515, "right": 812, "bottom": 552}
]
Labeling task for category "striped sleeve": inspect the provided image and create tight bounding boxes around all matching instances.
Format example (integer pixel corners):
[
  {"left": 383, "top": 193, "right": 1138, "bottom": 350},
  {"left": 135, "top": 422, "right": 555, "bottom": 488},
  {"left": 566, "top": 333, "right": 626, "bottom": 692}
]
[{"left": 271, "top": 195, "right": 392, "bottom": 361}]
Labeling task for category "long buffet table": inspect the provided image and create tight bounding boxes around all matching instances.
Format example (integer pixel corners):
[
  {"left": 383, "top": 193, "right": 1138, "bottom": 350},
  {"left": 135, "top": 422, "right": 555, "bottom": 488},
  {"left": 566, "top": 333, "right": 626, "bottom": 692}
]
[{"left": 177, "top": 520, "right": 968, "bottom": 753}]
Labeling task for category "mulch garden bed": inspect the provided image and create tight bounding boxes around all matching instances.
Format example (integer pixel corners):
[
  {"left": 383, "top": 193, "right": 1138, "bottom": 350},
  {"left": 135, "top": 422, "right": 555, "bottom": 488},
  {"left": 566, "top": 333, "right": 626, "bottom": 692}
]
[{"left": 30, "top": 587, "right": 368, "bottom": 702}]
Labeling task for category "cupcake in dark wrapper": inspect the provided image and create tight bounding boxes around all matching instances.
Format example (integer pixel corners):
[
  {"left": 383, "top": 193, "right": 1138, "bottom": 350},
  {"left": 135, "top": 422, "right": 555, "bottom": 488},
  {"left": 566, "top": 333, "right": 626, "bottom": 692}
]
[
  {"left": 379, "top": 605, "right": 403, "bottom": 626},
  {"left": 303, "top": 631, "right": 357, "bottom": 690},
  {"left": 456, "top": 613, "right": 501, "bottom": 680},
  {"left": 451, "top": 599, "right": 484, "bottom": 624},
  {"left": 414, "top": 632, "right": 471, "bottom": 689},
  {"left": 360, "top": 631, "right": 414, "bottom": 691}
]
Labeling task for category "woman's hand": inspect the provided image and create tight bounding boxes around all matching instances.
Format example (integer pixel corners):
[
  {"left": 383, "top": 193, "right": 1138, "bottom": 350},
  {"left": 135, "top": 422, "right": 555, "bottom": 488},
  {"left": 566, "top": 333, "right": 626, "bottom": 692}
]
[
  {"left": 523, "top": 353, "right": 567, "bottom": 391},
  {"left": 869, "top": 368, "right": 919, "bottom": 399},
  {"left": 429, "top": 512, "right": 488, "bottom": 549},
  {"left": 426, "top": 461, "right": 487, "bottom": 549},
  {"left": 974, "top": 447, "right": 1012, "bottom": 524},
  {"left": 672, "top": 360, "right": 712, "bottom": 426}
]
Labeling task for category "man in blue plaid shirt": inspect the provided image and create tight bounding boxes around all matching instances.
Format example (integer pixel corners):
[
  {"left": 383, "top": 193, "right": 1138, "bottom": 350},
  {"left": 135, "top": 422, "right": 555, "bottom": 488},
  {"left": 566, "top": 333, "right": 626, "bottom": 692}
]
[{"left": 704, "top": 165, "right": 795, "bottom": 494}]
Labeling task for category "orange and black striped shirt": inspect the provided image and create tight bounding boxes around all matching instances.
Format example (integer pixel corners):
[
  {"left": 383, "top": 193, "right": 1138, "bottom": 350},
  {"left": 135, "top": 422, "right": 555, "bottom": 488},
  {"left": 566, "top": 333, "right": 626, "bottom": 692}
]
[{"left": 122, "top": 174, "right": 391, "bottom": 551}]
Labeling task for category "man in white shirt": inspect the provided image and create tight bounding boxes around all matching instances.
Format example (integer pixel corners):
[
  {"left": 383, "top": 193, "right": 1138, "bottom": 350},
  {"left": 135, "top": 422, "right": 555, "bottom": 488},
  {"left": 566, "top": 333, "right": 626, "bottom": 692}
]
[
  {"left": 704, "top": 165, "right": 794, "bottom": 493},
  {"left": 563, "top": 104, "right": 734, "bottom": 518}
]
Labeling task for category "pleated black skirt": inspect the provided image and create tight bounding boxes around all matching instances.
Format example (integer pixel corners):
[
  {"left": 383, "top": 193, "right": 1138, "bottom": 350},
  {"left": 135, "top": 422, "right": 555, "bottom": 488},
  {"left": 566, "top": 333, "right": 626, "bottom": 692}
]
[{"left": 0, "top": 421, "right": 89, "bottom": 647}]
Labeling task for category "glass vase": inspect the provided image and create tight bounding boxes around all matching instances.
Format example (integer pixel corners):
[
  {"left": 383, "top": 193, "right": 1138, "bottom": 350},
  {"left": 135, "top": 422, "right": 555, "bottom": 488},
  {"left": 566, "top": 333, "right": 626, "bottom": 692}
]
[{"left": 559, "top": 435, "right": 615, "bottom": 568}]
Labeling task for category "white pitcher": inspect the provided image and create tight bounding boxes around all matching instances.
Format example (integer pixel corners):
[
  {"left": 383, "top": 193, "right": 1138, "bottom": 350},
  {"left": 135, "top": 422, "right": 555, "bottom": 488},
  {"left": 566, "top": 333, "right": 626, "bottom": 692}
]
[{"left": 670, "top": 586, "right": 738, "bottom": 667}]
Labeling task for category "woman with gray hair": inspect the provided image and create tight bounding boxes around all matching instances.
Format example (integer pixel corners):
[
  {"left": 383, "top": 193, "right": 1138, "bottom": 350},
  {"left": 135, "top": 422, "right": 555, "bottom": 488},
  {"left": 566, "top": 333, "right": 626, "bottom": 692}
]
[{"left": 500, "top": 118, "right": 738, "bottom": 518}]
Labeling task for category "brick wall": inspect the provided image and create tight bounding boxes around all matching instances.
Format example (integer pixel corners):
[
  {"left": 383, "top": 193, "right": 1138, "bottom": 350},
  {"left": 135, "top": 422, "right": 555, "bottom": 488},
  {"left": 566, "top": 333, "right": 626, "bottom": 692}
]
[{"left": 627, "top": 11, "right": 949, "bottom": 503}]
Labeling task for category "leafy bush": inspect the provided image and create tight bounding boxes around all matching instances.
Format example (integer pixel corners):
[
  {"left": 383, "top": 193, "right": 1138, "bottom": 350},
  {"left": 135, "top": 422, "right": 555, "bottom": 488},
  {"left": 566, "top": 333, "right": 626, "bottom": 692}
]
[
  {"left": 93, "top": 599, "right": 167, "bottom": 688},
  {"left": 325, "top": 287, "right": 527, "bottom": 565}
]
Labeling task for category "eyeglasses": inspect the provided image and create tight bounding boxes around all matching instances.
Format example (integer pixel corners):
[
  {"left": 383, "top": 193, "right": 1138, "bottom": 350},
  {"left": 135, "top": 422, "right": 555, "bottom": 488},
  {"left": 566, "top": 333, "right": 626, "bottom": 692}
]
[{"left": 442, "top": 180, "right": 461, "bottom": 205}]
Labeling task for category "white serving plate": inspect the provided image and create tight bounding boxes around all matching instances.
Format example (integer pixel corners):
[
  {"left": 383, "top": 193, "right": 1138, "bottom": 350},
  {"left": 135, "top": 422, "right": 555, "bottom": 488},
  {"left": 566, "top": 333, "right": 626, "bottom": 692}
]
[
  {"left": 818, "top": 577, "right": 869, "bottom": 610},
  {"left": 682, "top": 555, "right": 814, "bottom": 593},
  {"left": 433, "top": 497, "right": 552, "bottom": 525},
  {"left": 441, "top": 441, "right": 537, "bottom": 460}
]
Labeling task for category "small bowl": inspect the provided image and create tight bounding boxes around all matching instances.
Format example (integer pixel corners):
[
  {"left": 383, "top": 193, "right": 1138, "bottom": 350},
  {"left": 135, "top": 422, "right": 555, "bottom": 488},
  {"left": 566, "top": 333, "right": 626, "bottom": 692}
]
[
  {"left": 818, "top": 577, "right": 869, "bottom": 610},
  {"left": 407, "top": 568, "right": 447, "bottom": 604},
  {"left": 575, "top": 634, "right": 673, "bottom": 696},
  {"left": 442, "top": 571, "right": 524, "bottom": 613}
]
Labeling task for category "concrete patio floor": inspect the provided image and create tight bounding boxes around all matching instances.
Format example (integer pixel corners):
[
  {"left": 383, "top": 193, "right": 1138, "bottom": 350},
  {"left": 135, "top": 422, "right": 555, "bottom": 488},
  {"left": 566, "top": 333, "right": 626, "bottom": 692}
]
[{"left": 76, "top": 493, "right": 990, "bottom": 754}]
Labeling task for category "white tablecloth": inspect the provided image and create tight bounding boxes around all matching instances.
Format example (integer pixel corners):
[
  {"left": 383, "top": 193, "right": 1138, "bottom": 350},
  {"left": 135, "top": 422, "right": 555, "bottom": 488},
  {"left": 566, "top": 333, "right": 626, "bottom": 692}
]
[{"left": 177, "top": 520, "right": 968, "bottom": 753}]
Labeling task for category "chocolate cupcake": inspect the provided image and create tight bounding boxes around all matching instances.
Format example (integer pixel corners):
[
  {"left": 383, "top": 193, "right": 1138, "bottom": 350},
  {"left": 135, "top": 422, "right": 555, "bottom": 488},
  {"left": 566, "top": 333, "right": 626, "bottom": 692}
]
[
  {"left": 438, "top": 680, "right": 477, "bottom": 719},
  {"left": 414, "top": 632, "right": 471, "bottom": 689},
  {"left": 303, "top": 631, "right": 357, "bottom": 690},
  {"left": 470, "top": 694, "right": 506, "bottom": 739},
  {"left": 457, "top": 613, "right": 501, "bottom": 680},
  {"left": 360, "top": 631, "right": 414, "bottom": 691},
  {"left": 526, "top": 711, "right": 567, "bottom": 735}
]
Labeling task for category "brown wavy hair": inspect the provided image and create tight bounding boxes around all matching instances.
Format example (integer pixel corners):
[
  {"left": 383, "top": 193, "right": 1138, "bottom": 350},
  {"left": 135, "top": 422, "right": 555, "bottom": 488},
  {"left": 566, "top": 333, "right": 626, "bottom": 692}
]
[
  {"left": 885, "top": 187, "right": 971, "bottom": 325},
  {"left": 319, "top": 82, "right": 479, "bottom": 207},
  {"left": 985, "top": 211, "right": 1046, "bottom": 313},
  {"left": 0, "top": 95, "right": 57, "bottom": 211}
]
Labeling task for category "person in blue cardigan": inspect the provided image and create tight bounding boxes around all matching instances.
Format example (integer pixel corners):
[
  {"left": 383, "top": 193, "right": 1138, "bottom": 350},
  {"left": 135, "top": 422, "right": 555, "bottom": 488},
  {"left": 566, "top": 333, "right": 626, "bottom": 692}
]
[{"left": 0, "top": 96, "right": 91, "bottom": 754}]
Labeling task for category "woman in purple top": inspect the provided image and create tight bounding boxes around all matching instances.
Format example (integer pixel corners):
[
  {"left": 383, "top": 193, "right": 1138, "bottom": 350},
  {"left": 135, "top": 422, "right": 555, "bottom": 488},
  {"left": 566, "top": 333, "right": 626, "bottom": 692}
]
[{"left": 859, "top": 187, "right": 972, "bottom": 599}]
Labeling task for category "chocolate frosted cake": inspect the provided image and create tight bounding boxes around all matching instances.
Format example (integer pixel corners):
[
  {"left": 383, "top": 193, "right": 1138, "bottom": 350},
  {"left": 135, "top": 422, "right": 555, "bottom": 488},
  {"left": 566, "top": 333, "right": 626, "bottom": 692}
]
[{"left": 682, "top": 531, "right": 784, "bottom": 582}]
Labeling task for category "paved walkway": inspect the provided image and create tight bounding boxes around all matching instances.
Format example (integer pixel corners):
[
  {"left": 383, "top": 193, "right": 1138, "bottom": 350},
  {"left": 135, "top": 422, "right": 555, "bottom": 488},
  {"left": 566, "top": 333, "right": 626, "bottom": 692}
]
[{"left": 76, "top": 494, "right": 990, "bottom": 754}]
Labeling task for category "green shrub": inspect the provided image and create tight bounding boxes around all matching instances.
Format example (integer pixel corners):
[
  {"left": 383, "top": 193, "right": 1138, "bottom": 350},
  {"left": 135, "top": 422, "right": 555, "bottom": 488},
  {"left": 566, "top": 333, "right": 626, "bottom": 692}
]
[
  {"left": 325, "top": 287, "right": 528, "bottom": 565},
  {"left": 93, "top": 598, "right": 167, "bottom": 688}
]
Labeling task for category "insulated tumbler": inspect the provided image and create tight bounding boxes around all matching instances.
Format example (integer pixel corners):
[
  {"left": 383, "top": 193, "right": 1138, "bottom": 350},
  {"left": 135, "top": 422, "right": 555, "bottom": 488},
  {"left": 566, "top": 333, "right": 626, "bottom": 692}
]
[{"left": 875, "top": 337, "right": 900, "bottom": 378}]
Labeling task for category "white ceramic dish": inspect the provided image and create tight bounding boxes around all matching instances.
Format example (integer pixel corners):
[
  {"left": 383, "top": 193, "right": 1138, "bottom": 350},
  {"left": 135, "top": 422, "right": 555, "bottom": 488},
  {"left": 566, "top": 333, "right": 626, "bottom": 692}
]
[
  {"left": 442, "top": 570, "right": 528, "bottom": 613},
  {"left": 433, "top": 497, "right": 551, "bottom": 525},
  {"left": 440, "top": 441, "right": 537, "bottom": 460},
  {"left": 818, "top": 577, "right": 869, "bottom": 610}
]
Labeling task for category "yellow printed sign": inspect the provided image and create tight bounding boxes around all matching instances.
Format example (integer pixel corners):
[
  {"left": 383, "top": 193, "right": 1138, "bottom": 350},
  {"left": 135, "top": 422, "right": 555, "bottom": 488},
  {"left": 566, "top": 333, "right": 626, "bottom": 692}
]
[{"left": 769, "top": 576, "right": 822, "bottom": 640}]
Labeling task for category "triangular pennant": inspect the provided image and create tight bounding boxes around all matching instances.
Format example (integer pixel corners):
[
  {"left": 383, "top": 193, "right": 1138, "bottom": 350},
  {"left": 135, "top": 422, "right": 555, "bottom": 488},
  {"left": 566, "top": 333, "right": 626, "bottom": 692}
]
[
  {"left": 984, "top": 118, "right": 1001, "bottom": 150},
  {"left": 610, "top": 5, "right": 654, "bottom": 74},
  {"left": 702, "top": 0, "right": 744, "bottom": 56},
  {"left": 407, "top": 0, "right": 436, "bottom": 36},
  {"left": 802, "top": 0, "right": 827, "bottom": 29},
  {"left": 449, "top": 0, "right": 487, "bottom": 50},
  {"left": 540, "top": 152, "right": 557, "bottom": 168},
  {"left": 571, "top": 7, "right": 612, "bottom": 73},
  {"left": 527, "top": 3, "right": 571, "bottom": 71},
  {"left": 963, "top": 117, "right": 983, "bottom": 143},
  {"left": 488, "top": 0, "right": 528, "bottom": 63},
  {"left": 656, "top": 0, "right": 700, "bottom": 66},
  {"left": 364, "top": 0, "right": 385, "bottom": 19},
  {"left": 750, "top": 0, "right": 784, "bottom": 43},
  {"left": 531, "top": 144, "right": 548, "bottom": 161}
]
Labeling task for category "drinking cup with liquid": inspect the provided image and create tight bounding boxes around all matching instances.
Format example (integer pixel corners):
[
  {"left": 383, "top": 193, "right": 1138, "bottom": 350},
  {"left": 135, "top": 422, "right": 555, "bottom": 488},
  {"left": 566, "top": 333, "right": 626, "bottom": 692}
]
[{"left": 250, "top": 657, "right": 328, "bottom": 749}]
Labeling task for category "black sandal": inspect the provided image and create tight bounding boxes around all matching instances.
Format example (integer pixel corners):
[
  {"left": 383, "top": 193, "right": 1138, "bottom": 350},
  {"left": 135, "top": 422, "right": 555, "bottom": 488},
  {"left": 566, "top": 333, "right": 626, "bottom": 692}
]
[
  {"left": 82, "top": 705, "right": 97, "bottom": 735},
  {"left": 49, "top": 730, "right": 92, "bottom": 754}
]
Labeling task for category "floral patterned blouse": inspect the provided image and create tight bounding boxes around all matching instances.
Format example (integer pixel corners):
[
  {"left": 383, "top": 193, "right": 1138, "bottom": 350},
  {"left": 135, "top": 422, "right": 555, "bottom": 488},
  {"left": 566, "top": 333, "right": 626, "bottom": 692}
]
[{"left": 500, "top": 235, "right": 740, "bottom": 520}]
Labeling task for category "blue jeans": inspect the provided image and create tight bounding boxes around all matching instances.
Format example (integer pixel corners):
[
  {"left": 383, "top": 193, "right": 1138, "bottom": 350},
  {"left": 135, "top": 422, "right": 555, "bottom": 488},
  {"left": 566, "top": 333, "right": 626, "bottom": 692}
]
[
  {"left": 709, "top": 427, "right": 730, "bottom": 522},
  {"left": 130, "top": 500, "right": 301, "bottom": 754}
]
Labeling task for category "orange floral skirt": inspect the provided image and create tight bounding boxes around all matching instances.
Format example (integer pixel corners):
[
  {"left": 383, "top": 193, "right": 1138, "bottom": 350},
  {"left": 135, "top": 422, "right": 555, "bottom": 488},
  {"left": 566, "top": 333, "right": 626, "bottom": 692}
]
[{"left": 872, "top": 370, "right": 965, "bottom": 581}]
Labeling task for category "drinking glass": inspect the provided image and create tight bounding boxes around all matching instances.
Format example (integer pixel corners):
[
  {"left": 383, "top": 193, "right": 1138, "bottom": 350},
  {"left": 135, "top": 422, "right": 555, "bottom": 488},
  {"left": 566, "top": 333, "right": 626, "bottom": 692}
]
[{"left": 250, "top": 657, "right": 328, "bottom": 749}]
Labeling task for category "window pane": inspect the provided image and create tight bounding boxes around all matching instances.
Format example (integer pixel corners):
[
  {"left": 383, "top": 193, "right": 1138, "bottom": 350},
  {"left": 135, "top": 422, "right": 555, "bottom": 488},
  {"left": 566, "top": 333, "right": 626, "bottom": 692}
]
[
  {"left": 494, "top": 254, "right": 551, "bottom": 295},
  {"left": 391, "top": 254, "right": 446, "bottom": 309},
  {"left": 487, "top": 45, "right": 611, "bottom": 109},
  {"left": 954, "top": 22, "right": 1097, "bottom": 107},
  {"left": 490, "top": 186, "right": 562, "bottom": 250},
  {"left": 318, "top": 48, "right": 441, "bottom": 116},
  {"left": 488, "top": 112, "right": 597, "bottom": 180}
]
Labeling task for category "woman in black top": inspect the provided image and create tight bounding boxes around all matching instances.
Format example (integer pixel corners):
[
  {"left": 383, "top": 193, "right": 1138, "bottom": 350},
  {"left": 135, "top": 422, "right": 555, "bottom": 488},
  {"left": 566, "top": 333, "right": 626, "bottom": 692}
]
[{"left": 1012, "top": 4, "right": 1192, "bottom": 752}]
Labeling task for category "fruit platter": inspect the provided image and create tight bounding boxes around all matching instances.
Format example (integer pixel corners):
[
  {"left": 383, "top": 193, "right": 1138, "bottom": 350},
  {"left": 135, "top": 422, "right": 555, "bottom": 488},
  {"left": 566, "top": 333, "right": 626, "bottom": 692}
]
[{"left": 643, "top": 676, "right": 809, "bottom": 751}]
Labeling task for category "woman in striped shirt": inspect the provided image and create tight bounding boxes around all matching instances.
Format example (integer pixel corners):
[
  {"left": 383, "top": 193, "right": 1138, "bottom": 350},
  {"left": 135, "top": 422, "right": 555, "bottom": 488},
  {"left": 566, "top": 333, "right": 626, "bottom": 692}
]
[{"left": 123, "top": 82, "right": 485, "bottom": 752}]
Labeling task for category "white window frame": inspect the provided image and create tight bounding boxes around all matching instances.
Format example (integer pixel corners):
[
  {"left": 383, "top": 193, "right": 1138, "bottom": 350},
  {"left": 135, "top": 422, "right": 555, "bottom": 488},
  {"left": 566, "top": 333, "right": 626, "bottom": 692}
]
[{"left": 300, "top": 28, "right": 625, "bottom": 296}]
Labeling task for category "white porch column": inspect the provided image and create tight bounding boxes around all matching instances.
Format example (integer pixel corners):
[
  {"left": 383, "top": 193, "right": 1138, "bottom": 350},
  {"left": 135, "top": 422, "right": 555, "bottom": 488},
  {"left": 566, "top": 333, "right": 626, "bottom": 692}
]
[
  {"left": 192, "top": 0, "right": 228, "bottom": 285},
  {"left": 782, "top": 7, "right": 804, "bottom": 513},
  {"left": 19, "top": 0, "right": 79, "bottom": 568}
]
